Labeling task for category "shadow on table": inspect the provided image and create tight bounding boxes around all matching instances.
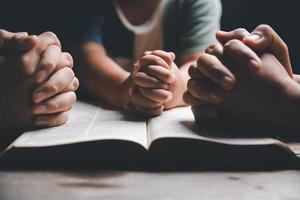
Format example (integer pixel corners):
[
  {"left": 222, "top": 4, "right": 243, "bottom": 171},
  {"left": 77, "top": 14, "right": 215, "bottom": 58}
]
[{"left": 0, "top": 140, "right": 299, "bottom": 172}]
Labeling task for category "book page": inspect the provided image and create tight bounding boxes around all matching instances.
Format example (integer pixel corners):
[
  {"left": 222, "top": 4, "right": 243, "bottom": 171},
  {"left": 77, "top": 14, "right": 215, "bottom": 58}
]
[
  {"left": 148, "top": 106, "right": 281, "bottom": 146},
  {"left": 286, "top": 143, "right": 300, "bottom": 157},
  {"left": 12, "top": 101, "right": 148, "bottom": 148}
]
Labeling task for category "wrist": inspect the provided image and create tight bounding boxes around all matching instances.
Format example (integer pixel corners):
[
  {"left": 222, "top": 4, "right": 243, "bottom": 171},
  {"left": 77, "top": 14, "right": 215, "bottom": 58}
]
[
  {"left": 164, "top": 70, "right": 187, "bottom": 109},
  {"left": 118, "top": 74, "right": 134, "bottom": 108}
]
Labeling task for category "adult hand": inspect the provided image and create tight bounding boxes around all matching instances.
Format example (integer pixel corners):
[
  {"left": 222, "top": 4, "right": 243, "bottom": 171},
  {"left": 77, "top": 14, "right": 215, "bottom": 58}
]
[{"left": 184, "top": 25, "right": 300, "bottom": 133}]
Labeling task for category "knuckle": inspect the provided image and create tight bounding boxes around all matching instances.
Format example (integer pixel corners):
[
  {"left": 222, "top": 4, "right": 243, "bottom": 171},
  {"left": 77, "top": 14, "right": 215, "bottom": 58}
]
[
  {"left": 225, "top": 39, "right": 241, "bottom": 47},
  {"left": 206, "top": 44, "right": 218, "bottom": 52},
  {"left": 154, "top": 81, "right": 165, "bottom": 88},
  {"left": 235, "top": 28, "right": 248, "bottom": 35},
  {"left": 206, "top": 64, "right": 219, "bottom": 75},
  {"left": 0, "top": 29, "right": 7, "bottom": 38},
  {"left": 224, "top": 39, "right": 241, "bottom": 51},
  {"left": 282, "top": 42, "right": 289, "bottom": 53},
  {"left": 187, "top": 79, "right": 197, "bottom": 91},
  {"left": 197, "top": 53, "right": 209, "bottom": 66},
  {"left": 183, "top": 92, "right": 190, "bottom": 103},
  {"left": 55, "top": 113, "right": 68, "bottom": 126},
  {"left": 20, "top": 53, "right": 31, "bottom": 65},
  {"left": 68, "top": 67, "right": 75, "bottom": 77},
  {"left": 72, "top": 78, "right": 80, "bottom": 91},
  {"left": 63, "top": 52, "right": 74, "bottom": 68},
  {"left": 50, "top": 44, "right": 61, "bottom": 52},
  {"left": 154, "top": 57, "right": 162, "bottom": 64},
  {"left": 257, "top": 24, "right": 273, "bottom": 33},
  {"left": 152, "top": 50, "right": 161, "bottom": 56},
  {"left": 48, "top": 84, "right": 59, "bottom": 95},
  {"left": 69, "top": 92, "right": 77, "bottom": 103},
  {"left": 41, "top": 31, "right": 61, "bottom": 47},
  {"left": 63, "top": 67, "right": 75, "bottom": 78},
  {"left": 188, "top": 64, "right": 197, "bottom": 76},
  {"left": 157, "top": 90, "right": 169, "bottom": 100},
  {"left": 43, "top": 60, "right": 56, "bottom": 72},
  {"left": 16, "top": 32, "right": 28, "bottom": 37},
  {"left": 164, "top": 70, "right": 173, "bottom": 79},
  {"left": 43, "top": 31, "right": 58, "bottom": 40},
  {"left": 29, "top": 35, "right": 39, "bottom": 41},
  {"left": 47, "top": 101, "right": 59, "bottom": 111},
  {"left": 20, "top": 54, "right": 36, "bottom": 74},
  {"left": 27, "top": 35, "right": 40, "bottom": 47}
]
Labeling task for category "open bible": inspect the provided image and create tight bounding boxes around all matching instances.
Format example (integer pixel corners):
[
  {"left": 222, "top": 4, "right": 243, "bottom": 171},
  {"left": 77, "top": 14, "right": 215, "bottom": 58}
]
[{"left": 1, "top": 101, "right": 299, "bottom": 169}]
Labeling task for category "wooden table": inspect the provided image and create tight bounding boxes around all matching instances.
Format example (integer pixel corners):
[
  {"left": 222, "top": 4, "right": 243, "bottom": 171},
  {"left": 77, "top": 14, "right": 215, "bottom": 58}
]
[{"left": 0, "top": 170, "right": 299, "bottom": 200}]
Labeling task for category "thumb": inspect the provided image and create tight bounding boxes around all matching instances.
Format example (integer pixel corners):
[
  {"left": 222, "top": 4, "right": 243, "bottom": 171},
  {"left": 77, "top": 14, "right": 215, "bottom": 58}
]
[
  {"left": 168, "top": 52, "right": 176, "bottom": 61},
  {"left": 0, "top": 31, "right": 37, "bottom": 55},
  {"left": 0, "top": 29, "right": 14, "bottom": 54},
  {"left": 216, "top": 28, "right": 250, "bottom": 45},
  {"left": 243, "top": 25, "right": 293, "bottom": 78}
]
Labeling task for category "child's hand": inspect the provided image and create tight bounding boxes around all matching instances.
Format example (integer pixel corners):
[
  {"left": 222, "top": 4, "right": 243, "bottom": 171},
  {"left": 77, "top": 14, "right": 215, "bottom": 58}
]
[
  {"left": 123, "top": 51, "right": 172, "bottom": 117},
  {"left": 129, "top": 50, "right": 186, "bottom": 117}
]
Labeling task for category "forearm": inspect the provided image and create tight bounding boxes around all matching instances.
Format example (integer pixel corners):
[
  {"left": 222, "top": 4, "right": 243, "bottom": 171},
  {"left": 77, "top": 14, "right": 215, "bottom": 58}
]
[{"left": 78, "top": 43, "right": 132, "bottom": 107}]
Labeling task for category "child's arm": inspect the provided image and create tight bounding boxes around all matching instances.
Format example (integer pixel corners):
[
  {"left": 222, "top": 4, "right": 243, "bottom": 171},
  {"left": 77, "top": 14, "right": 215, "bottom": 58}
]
[{"left": 77, "top": 42, "right": 133, "bottom": 108}]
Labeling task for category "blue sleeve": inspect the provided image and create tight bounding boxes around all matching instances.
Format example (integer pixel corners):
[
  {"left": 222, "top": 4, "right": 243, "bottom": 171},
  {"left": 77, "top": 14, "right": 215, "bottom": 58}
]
[{"left": 82, "top": 18, "right": 103, "bottom": 44}]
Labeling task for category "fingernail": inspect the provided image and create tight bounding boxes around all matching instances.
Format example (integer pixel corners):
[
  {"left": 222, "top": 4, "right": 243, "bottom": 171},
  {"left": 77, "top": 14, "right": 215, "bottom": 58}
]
[
  {"left": 221, "top": 76, "right": 234, "bottom": 90},
  {"left": 35, "top": 70, "right": 47, "bottom": 83},
  {"left": 206, "top": 47, "right": 214, "bottom": 54},
  {"left": 247, "top": 33, "right": 261, "bottom": 41},
  {"left": 33, "top": 105, "right": 47, "bottom": 114},
  {"left": 33, "top": 92, "right": 47, "bottom": 103},
  {"left": 144, "top": 51, "right": 152, "bottom": 55}
]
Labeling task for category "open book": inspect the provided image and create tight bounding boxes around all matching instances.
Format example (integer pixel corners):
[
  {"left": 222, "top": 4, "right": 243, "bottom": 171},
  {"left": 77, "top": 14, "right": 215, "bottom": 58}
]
[{"left": 1, "top": 101, "right": 299, "bottom": 169}]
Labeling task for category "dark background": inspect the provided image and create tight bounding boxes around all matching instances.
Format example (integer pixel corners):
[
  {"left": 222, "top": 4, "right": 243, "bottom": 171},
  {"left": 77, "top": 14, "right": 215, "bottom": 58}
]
[
  {"left": 221, "top": 0, "right": 300, "bottom": 72},
  {"left": 0, "top": 0, "right": 299, "bottom": 72}
]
